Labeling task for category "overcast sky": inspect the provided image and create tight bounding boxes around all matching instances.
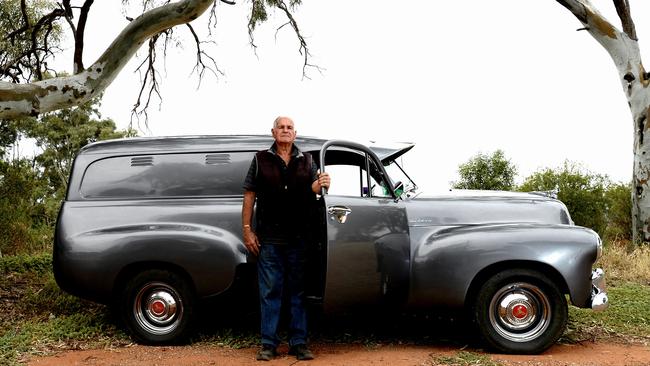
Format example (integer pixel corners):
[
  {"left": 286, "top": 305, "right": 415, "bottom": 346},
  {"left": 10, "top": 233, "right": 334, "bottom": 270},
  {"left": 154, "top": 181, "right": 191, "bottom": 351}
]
[{"left": 53, "top": 1, "right": 650, "bottom": 192}]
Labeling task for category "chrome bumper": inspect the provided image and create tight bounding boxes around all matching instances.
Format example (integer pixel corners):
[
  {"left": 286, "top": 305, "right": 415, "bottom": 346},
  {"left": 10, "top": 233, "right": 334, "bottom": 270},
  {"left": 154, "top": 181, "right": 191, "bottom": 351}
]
[{"left": 591, "top": 268, "right": 609, "bottom": 312}]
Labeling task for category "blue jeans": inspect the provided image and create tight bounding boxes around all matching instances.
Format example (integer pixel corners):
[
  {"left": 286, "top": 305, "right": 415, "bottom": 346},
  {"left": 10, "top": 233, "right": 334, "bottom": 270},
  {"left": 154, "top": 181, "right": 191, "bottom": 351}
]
[{"left": 257, "top": 242, "right": 308, "bottom": 347}]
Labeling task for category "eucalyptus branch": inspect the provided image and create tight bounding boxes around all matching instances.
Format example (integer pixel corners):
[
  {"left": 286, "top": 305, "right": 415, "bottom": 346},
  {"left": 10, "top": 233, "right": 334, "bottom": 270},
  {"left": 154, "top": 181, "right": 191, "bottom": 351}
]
[
  {"left": 275, "top": 0, "right": 321, "bottom": 79},
  {"left": 72, "top": 0, "right": 96, "bottom": 73},
  {"left": 131, "top": 33, "right": 163, "bottom": 124},
  {"left": 186, "top": 23, "right": 223, "bottom": 84},
  {"left": 614, "top": 0, "right": 637, "bottom": 40},
  {"left": 61, "top": 1, "right": 78, "bottom": 38},
  {"left": 30, "top": 8, "right": 65, "bottom": 80},
  {"left": 6, "top": 0, "right": 30, "bottom": 44}
]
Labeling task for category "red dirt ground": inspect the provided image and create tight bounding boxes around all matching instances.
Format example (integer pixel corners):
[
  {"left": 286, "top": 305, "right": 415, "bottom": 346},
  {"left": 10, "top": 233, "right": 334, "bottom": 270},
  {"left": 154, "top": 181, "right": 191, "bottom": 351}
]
[{"left": 27, "top": 340, "right": 650, "bottom": 366}]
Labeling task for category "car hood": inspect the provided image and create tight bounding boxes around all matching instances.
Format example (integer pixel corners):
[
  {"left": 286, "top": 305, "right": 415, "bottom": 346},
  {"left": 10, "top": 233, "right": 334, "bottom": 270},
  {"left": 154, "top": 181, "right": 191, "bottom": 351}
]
[{"left": 405, "top": 189, "right": 572, "bottom": 227}]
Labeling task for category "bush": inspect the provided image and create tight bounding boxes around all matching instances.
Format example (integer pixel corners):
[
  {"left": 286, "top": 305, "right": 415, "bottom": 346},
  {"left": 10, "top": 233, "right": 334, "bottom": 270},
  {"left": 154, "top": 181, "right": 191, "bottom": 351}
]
[
  {"left": 1, "top": 101, "right": 137, "bottom": 256},
  {"left": 0, "top": 159, "right": 50, "bottom": 256},
  {"left": 604, "top": 182, "right": 632, "bottom": 241},
  {"left": 519, "top": 162, "right": 608, "bottom": 236},
  {"left": 452, "top": 150, "right": 517, "bottom": 191}
]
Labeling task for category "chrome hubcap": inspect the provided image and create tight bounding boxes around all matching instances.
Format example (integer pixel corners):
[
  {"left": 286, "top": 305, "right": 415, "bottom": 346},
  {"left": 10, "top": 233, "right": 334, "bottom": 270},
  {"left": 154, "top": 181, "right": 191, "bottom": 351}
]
[
  {"left": 146, "top": 291, "right": 177, "bottom": 321},
  {"left": 150, "top": 299, "right": 166, "bottom": 316},
  {"left": 134, "top": 282, "right": 183, "bottom": 336},
  {"left": 498, "top": 292, "right": 536, "bottom": 329},
  {"left": 489, "top": 282, "right": 551, "bottom": 342}
]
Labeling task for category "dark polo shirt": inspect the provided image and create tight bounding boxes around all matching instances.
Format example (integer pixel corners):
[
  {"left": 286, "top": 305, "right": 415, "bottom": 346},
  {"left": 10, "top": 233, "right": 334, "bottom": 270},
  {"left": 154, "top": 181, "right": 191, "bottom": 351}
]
[{"left": 243, "top": 143, "right": 318, "bottom": 245}]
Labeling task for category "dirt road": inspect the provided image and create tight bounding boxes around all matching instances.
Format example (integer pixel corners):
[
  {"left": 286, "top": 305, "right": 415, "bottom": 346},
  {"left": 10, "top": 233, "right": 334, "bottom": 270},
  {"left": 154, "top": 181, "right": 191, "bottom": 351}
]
[{"left": 27, "top": 341, "right": 650, "bottom": 366}]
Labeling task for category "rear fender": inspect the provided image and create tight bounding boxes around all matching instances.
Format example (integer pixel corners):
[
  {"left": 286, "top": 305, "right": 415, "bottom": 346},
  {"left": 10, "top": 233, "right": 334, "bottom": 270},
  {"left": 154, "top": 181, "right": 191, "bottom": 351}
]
[{"left": 55, "top": 223, "right": 246, "bottom": 303}]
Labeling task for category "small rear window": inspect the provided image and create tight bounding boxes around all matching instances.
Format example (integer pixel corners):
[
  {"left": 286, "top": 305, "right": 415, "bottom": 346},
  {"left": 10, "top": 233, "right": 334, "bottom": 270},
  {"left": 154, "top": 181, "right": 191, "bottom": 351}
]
[{"left": 79, "top": 152, "right": 253, "bottom": 199}]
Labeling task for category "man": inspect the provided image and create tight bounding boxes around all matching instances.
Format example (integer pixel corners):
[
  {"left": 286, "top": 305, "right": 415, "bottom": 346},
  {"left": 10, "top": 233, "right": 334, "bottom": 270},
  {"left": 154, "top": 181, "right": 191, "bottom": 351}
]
[{"left": 242, "top": 116, "right": 330, "bottom": 361}]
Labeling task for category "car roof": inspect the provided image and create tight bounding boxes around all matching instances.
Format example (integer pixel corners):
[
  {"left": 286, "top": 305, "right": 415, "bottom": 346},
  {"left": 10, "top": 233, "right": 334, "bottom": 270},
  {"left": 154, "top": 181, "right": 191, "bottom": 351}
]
[{"left": 78, "top": 135, "right": 415, "bottom": 162}]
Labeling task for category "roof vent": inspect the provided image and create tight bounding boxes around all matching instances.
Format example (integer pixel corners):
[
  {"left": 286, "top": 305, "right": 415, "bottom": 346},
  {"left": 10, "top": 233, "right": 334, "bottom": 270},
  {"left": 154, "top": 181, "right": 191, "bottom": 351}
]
[
  {"left": 206, "top": 153, "right": 231, "bottom": 165},
  {"left": 131, "top": 156, "right": 154, "bottom": 167}
]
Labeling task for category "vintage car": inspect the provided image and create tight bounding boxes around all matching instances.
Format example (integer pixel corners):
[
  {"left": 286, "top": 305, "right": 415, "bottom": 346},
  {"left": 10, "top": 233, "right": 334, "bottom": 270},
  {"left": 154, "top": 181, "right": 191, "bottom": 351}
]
[{"left": 54, "top": 135, "right": 608, "bottom": 354}]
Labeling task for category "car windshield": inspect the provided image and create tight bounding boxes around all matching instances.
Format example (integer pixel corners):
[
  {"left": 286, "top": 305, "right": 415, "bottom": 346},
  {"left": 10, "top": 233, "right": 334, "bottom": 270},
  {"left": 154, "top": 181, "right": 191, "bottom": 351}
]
[{"left": 384, "top": 158, "right": 417, "bottom": 196}]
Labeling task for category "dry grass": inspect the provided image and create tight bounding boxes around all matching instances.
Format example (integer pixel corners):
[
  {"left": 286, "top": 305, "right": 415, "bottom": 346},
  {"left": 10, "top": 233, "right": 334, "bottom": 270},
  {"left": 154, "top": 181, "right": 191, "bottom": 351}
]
[{"left": 598, "top": 240, "right": 650, "bottom": 285}]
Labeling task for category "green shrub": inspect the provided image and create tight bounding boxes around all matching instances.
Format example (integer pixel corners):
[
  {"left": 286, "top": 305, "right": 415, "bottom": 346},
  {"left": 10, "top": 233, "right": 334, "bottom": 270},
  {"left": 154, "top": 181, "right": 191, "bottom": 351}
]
[
  {"left": 1, "top": 101, "right": 137, "bottom": 257},
  {"left": 604, "top": 182, "right": 632, "bottom": 241},
  {"left": 452, "top": 150, "right": 517, "bottom": 191},
  {"left": 0, "top": 159, "right": 49, "bottom": 256},
  {"left": 519, "top": 162, "right": 608, "bottom": 236}
]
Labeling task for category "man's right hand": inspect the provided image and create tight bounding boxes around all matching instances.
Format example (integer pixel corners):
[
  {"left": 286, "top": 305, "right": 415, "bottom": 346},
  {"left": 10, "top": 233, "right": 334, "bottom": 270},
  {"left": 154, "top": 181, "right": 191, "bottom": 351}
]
[{"left": 243, "top": 228, "right": 260, "bottom": 256}]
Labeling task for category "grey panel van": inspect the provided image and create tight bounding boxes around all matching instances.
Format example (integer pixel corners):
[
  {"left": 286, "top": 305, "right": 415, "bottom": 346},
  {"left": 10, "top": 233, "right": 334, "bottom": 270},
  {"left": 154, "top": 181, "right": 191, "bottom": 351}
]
[{"left": 54, "top": 135, "right": 608, "bottom": 354}]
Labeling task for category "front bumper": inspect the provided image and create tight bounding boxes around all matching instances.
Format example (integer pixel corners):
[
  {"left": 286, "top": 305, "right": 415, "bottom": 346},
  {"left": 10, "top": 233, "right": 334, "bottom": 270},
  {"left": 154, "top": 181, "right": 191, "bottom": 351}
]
[{"left": 590, "top": 268, "right": 608, "bottom": 312}]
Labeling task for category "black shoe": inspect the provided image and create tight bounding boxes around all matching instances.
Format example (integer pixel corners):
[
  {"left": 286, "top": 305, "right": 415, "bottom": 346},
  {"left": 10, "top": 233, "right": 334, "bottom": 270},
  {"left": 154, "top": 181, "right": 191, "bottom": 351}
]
[
  {"left": 256, "top": 344, "right": 277, "bottom": 361},
  {"left": 288, "top": 344, "right": 314, "bottom": 360}
]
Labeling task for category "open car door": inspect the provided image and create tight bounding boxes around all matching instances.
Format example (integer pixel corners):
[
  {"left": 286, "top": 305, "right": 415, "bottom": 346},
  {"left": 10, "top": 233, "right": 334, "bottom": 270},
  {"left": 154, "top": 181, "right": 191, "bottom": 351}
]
[{"left": 318, "top": 140, "right": 410, "bottom": 311}]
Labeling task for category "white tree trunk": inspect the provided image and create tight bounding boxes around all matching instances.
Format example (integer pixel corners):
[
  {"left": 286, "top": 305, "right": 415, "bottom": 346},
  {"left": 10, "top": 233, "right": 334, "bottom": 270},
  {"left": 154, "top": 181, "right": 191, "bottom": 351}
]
[
  {"left": 0, "top": 0, "right": 214, "bottom": 119},
  {"left": 557, "top": 0, "right": 650, "bottom": 241}
]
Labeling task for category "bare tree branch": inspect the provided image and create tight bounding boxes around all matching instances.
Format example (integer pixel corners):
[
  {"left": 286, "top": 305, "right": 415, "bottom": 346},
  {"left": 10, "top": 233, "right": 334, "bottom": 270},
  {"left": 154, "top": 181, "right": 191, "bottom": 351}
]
[
  {"left": 6, "top": 0, "right": 30, "bottom": 44},
  {"left": 186, "top": 23, "right": 223, "bottom": 83},
  {"left": 132, "top": 33, "right": 164, "bottom": 123},
  {"left": 0, "top": 0, "right": 215, "bottom": 119},
  {"left": 61, "top": 1, "right": 78, "bottom": 38},
  {"left": 556, "top": 0, "right": 588, "bottom": 24},
  {"left": 554, "top": 1, "right": 623, "bottom": 47},
  {"left": 275, "top": 0, "right": 322, "bottom": 79},
  {"left": 3, "top": 1, "right": 67, "bottom": 83},
  {"left": 127, "top": 0, "right": 230, "bottom": 123},
  {"left": 30, "top": 8, "right": 66, "bottom": 80},
  {"left": 247, "top": 0, "right": 319, "bottom": 78},
  {"left": 247, "top": 0, "right": 264, "bottom": 53},
  {"left": 1, "top": 0, "right": 312, "bottom": 120},
  {"left": 613, "top": 0, "right": 637, "bottom": 41},
  {"left": 72, "top": 0, "right": 95, "bottom": 74}
]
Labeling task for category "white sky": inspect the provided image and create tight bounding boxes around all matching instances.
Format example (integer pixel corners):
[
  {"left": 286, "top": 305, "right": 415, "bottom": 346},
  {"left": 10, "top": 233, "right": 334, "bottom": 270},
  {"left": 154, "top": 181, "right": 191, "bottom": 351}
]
[{"left": 52, "top": 0, "right": 650, "bottom": 192}]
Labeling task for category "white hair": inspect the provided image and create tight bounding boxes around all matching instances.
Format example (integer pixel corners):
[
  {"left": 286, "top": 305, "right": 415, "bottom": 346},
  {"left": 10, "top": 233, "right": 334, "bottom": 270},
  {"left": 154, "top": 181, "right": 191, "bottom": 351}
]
[{"left": 273, "top": 116, "right": 293, "bottom": 128}]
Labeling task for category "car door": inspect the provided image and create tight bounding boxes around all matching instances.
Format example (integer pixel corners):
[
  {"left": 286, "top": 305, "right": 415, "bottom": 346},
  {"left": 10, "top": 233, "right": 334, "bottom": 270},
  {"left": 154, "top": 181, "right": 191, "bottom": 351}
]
[{"left": 319, "top": 140, "right": 410, "bottom": 311}]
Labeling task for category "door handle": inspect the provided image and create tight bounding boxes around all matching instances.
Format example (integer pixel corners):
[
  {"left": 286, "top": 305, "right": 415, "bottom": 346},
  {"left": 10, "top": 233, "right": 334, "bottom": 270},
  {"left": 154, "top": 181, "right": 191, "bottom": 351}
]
[{"left": 327, "top": 205, "right": 352, "bottom": 224}]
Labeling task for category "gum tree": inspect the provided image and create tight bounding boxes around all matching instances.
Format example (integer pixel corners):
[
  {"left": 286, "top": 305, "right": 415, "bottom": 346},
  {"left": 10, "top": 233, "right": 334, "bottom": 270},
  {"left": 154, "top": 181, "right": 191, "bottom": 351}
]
[
  {"left": 556, "top": 0, "right": 649, "bottom": 242},
  {"left": 0, "top": 0, "right": 308, "bottom": 119}
]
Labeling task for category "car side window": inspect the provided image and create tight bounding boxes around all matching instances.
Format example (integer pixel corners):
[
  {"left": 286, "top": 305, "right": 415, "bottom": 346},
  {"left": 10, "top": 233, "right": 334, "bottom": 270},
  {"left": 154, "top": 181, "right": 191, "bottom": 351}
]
[
  {"left": 324, "top": 150, "right": 391, "bottom": 199},
  {"left": 325, "top": 164, "right": 367, "bottom": 197},
  {"left": 79, "top": 151, "right": 253, "bottom": 199}
]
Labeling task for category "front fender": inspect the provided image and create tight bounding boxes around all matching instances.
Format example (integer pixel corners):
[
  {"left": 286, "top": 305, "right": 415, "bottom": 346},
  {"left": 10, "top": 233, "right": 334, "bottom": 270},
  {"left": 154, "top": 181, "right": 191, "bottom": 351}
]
[
  {"left": 54, "top": 222, "right": 246, "bottom": 304},
  {"left": 408, "top": 223, "right": 600, "bottom": 309}
]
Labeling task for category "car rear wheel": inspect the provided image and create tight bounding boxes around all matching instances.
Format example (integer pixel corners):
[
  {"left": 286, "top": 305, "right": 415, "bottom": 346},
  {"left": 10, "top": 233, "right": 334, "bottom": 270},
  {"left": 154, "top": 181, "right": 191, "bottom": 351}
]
[
  {"left": 120, "top": 269, "right": 195, "bottom": 344},
  {"left": 473, "top": 268, "right": 567, "bottom": 354}
]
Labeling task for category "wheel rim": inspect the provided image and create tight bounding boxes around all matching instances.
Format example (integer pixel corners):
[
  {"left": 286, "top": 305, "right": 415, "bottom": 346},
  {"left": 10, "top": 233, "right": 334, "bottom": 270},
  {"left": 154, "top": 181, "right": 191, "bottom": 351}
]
[
  {"left": 488, "top": 282, "right": 551, "bottom": 343},
  {"left": 133, "top": 281, "right": 184, "bottom": 336}
]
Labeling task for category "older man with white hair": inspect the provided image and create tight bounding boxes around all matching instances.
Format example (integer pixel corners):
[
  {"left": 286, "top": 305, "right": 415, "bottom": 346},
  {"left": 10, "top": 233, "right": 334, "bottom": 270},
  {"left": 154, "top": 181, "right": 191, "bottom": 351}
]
[{"left": 242, "top": 116, "right": 330, "bottom": 361}]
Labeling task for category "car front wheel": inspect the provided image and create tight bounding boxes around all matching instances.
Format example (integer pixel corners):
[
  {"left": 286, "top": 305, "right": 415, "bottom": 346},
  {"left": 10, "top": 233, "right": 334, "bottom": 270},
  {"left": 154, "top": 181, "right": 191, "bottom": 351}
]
[
  {"left": 473, "top": 268, "right": 568, "bottom": 354},
  {"left": 120, "top": 269, "right": 195, "bottom": 344}
]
